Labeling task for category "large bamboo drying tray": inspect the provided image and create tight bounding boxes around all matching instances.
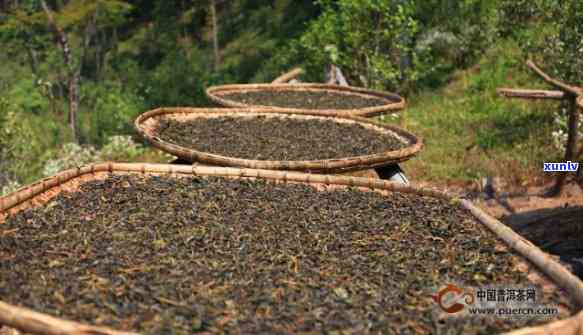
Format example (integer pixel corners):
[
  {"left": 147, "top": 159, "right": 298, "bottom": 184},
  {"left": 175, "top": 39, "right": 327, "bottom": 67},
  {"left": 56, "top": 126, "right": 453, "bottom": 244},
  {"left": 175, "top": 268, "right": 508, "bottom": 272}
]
[
  {"left": 134, "top": 107, "right": 422, "bottom": 173},
  {"left": 1, "top": 163, "right": 583, "bottom": 335},
  {"left": 205, "top": 83, "right": 406, "bottom": 117}
]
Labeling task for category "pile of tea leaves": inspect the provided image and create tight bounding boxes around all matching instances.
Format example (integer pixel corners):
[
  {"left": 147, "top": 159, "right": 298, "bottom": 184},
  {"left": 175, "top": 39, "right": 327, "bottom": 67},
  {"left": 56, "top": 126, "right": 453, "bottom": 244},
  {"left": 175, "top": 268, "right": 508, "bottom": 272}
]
[
  {"left": 218, "top": 90, "right": 389, "bottom": 110},
  {"left": 0, "top": 175, "right": 571, "bottom": 334},
  {"left": 155, "top": 116, "right": 406, "bottom": 161}
]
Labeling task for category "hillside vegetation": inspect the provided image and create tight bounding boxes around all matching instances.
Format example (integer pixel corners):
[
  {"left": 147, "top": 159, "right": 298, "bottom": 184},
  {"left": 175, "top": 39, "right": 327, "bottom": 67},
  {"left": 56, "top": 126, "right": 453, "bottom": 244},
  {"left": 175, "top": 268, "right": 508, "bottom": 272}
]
[{"left": 0, "top": 0, "right": 581, "bottom": 194}]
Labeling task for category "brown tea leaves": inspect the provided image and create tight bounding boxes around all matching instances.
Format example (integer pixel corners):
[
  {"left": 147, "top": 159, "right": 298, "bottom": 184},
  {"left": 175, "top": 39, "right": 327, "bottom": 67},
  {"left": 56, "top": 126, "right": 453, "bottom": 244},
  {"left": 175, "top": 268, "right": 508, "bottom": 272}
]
[
  {"left": 0, "top": 175, "right": 571, "bottom": 334},
  {"left": 220, "top": 90, "right": 388, "bottom": 110},
  {"left": 156, "top": 116, "right": 405, "bottom": 161}
]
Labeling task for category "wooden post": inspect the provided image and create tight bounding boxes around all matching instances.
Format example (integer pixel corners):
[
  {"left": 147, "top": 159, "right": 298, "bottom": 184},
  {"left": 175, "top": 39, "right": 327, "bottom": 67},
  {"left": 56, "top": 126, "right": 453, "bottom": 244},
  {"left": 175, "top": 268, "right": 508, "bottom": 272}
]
[
  {"left": 566, "top": 95, "right": 579, "bottom": 170},
  {"left": 548, "top": 96, "right": 579, "bottom": 196},
  {"left": 577, "top": 97, "right": 583, "bottom": 158}
]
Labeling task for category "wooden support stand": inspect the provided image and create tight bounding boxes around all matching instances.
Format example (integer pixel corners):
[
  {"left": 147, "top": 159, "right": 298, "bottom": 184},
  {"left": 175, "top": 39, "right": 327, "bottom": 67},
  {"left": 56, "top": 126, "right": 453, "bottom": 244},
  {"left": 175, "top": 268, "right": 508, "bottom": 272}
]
[{"left": 498, "top": 61, "right": 582, "bottom": 197}]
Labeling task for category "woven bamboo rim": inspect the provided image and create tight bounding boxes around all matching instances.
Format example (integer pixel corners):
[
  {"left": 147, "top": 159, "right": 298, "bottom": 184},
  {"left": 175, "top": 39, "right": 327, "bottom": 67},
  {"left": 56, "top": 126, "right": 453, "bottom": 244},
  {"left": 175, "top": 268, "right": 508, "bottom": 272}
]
[
  {"left": 205, "top": 83, "right": 406, "bottom": 117},
  {"left": 1, "top": 163, "right": 583, "bottom": 335},
  {"left": 134, "top": 107, "right": 423, "bottom": 173}
]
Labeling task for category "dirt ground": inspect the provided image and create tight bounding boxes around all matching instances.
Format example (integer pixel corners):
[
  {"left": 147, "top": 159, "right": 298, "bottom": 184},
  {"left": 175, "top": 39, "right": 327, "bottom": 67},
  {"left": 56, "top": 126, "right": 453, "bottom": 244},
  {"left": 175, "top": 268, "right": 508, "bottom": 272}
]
[{"left": 414, "top": 177, "right": 583, "bottom": 279}]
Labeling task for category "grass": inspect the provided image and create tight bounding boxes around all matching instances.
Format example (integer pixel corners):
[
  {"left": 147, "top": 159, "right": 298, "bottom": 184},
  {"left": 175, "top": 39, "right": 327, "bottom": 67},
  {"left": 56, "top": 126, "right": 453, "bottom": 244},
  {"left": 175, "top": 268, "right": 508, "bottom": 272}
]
[{"left": 392, "top": 40, "right": 562, "bottom": 189}]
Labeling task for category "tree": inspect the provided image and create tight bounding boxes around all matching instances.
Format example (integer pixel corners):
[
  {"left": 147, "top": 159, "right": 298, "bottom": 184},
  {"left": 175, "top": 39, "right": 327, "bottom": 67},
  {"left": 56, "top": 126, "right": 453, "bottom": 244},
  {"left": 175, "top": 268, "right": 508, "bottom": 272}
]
[
  {"left": 538, "top": 1, "right": 582, "bottom": 83},
  {"left": 40, "top": 0, "right": 81, "bottom": 142},
  {"left": 0, "top": 98, "right": 10, "bottom": 188},
  {"left": 38, "top": 0, "right": 131, "bottom": 143},
  {"left": 209, "top": 0, "right": 220, "bottom": 71},
  {"left": 499, "top": 0, "right": 582, "bottom": 83},
  {"left": 297, "top": 0, "right": 419, "bottom": 91},
  {"left": 0, "top": 1, "right": 50, "bottom": 76},
  {"left": 0, "top": 0, "right": 132, "bottom": 143}
]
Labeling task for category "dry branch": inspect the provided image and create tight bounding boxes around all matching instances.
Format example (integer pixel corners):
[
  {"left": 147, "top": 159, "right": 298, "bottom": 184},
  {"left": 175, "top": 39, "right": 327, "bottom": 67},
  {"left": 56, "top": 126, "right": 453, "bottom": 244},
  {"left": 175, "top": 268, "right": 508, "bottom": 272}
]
[
  {"left": 271, "top": 68, "right": 304, "bottom": 84},
  {"left": 526, "top": 60, "right": 581, "bottom": 96},
  {"left": 0, "top": 301, "right": 136, "bottom": 335},
  {"left": 497, "top": 88, "right": 565, "bottom": 100}
]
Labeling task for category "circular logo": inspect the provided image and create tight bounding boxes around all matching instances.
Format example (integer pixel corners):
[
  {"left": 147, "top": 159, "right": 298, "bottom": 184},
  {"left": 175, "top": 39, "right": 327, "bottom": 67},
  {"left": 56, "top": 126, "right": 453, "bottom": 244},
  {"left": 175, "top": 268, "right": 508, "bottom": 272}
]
[{"left": 432, "top": 284, "right": 475, "bottom": 313}]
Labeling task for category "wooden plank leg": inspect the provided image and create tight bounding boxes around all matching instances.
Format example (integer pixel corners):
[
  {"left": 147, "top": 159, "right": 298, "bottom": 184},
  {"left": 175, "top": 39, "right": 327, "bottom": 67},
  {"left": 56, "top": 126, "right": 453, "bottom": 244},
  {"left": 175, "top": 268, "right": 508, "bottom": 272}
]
[
  {"left": 547, "top": 96, "right": 579, "bottom": 197},
  {"left": 375, "top": 164, "right": 409, "bottom": 184},
  {"left": 170, "top": 157, "right": 192, "bottom": 165}
]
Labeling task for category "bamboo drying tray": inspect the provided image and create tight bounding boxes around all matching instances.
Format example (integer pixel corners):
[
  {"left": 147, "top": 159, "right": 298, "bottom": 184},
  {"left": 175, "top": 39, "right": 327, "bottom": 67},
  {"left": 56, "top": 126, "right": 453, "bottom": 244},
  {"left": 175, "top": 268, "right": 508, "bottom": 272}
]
[
  {"left": 134, "top": 107, "right": 422, "bottom": 173},
  {"left": 0, "top": 163, "right": 583, "bottom": 335},
  {"left": 205, "top": 83, "right": 406, "bottom": 117}
]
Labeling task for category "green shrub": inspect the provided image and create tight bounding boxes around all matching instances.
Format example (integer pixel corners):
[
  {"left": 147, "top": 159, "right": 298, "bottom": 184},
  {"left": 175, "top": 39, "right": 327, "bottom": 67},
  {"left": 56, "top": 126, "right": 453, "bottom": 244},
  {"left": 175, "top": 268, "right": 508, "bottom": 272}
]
[
  {"left": 42, "top": 142, "right": 99, "bottom": 177},
  {"left": 7, "top": 78, "right": 49, "bottom": 115},
  {"left": 414, "top": 0, "right": 500, "bottom": 88},
  {"left": 499, "top": 0, "right": 582, "bottom": 83},
  {"left": 42, "top": 135, "right": 147, "bottom": 177},
  {"left": 81, "top": 82, "right": 146, "bottom": 145},
  {"left": 296, "top": 0, "right": 419, "bottom": 91},
  {"left": 99, "top": 135, "right": 145, "bottom": 161},
  {"left": 0, "top": 100, "right": 60, "bottom": 184},
  {"left": 291, "top": 0, "right": 501, "bottom": 92},
  {"left": 135, "top": 49, "right": 212, "bottom": 108}
]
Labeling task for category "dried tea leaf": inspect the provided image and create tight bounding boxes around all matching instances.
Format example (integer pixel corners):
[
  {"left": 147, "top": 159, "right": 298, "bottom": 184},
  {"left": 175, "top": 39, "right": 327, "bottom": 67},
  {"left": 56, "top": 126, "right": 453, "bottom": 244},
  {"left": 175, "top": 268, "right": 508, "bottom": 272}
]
[
  {"left": 155, "top": 117, "right": 405, "bottom": 161},
  {"left": 220, "top": 90, "right": 388, "bottom": 110},
  {"left": 0, "top": 175, "right": 571, "bottom": 334}
]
